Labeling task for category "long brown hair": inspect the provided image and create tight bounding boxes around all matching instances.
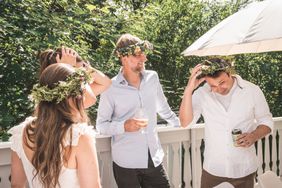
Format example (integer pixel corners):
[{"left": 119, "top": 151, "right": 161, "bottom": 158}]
[
  {"left": 25, "top": 63, "right": 88, "bottom": 188},
  {"left": 38, "top": 47, "right": 83, "bottom": 75}
]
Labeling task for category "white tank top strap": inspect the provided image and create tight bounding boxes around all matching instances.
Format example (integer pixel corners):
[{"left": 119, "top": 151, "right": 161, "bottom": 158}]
[{"left": 64, "top": 123, "right": 96, "bottom": 147}]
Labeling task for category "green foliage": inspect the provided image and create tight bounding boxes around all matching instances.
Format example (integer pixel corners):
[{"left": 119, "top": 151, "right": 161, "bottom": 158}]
[
  {"left": 117, "top": 0, "right": 251, "bottom": 110},
  {"left": 0, "top": 0, "right": 281, "bottom": 140},
  {"left": 235, "top": 52, "right": 282, "bottom": 117},
  {"left": 118, "top": 0, "right": 282, "bottom": 116},
  {"left": 0, "top": 0, "right": 124, "bottom": 139}
]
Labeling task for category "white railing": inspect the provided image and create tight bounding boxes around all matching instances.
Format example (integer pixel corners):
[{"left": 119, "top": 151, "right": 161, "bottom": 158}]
[
  {"left": 0, "top": 117, "right": 281, "bottom": 188},
  {"left": 0, "top": 142, "right": 12, "bottom": 188}
]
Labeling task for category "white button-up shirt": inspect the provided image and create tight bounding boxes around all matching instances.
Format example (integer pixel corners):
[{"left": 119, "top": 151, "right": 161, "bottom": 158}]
[
  {"left": 191, "top": 75, "right": 273, "bottom": 178},
  {"left": 96, "top": 70, "right": 179, "bottom": 168}
]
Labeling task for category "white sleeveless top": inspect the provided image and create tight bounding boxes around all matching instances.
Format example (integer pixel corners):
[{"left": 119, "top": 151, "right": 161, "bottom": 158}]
[{"left": 9, "top": 116, "right": 96, "bottom": 188}]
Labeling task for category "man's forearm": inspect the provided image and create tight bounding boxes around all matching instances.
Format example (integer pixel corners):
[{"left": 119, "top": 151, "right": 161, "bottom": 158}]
[
  {"left": 251, "top": 125, "right": 271, "bottom": 141},
  {"left": 179, "top": 88, "right": 194, "bottom": 127},
  {"left": 96, "top": 120, "right": 125, "bottom": 136}
]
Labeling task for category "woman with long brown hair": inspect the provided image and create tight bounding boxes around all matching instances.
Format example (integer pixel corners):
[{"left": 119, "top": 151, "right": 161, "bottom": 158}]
[
  {"left": 38, "top": 46, "right": 111, "bottom": 108},
  {"left": 9, "top": 63, "right": 102, "bottom": 188}
]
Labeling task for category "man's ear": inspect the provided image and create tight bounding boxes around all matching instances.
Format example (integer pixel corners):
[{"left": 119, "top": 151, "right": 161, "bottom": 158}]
[{"left": 120, "top": 56, "right": 128, "bottom": 65}]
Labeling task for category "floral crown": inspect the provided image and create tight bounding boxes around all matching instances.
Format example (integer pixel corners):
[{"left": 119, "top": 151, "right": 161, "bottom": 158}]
[
  {"left": 30, "top": 68, "right": 94, "bottom": 104},
  {"left": 115, "top": 40, "right": 153, "bottom": 57},
  {"left": 200, "top": 59, "right": 234, "bottom": 76}
]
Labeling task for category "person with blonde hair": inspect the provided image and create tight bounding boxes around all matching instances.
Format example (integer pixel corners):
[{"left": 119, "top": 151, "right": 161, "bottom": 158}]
[
  {"left": 10, "top": 63, "right": 102, "bottom": 188},
  {"left": 97, "top": 34, "right": 179, "bottom": 187}
]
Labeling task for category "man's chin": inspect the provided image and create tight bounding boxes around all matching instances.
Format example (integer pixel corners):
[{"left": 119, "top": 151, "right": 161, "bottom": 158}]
[
  {"left": 220, "top": 90, "right": 229, "bottom": 95},
  {"left": 133, "top": 68, "right": 144, "bottom": 73},
  {"left": 137, "top": 67, "right": 145, "bottom": 72}
]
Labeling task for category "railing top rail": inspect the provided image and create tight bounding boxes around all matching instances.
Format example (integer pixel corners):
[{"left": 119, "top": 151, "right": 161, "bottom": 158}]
[
  {"left": 273, "top": 117, "right": 282, "bottom": 122},
  {"left": 157, "top": 125, "right": 189, "bottom": 132},
  {"left": 0, "top": 142, "right": 11, "bottom": 149},
  {"left": 188, "top": 117, "right": 282, "bottom": 131},
  {"left": 1, "top": 117, "right": 281, "bottom": 148}
]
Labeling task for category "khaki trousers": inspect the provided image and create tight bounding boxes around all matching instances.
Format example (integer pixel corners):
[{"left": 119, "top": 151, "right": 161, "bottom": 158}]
[{"left": 201, "top": 169, "right": 255, "bottom": 188}]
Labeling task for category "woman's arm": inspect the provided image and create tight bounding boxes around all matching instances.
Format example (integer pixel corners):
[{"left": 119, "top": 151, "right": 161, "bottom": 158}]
[
  {"left": 76, "top": 135, "right": 102, "bottom": 188},
  {"left": 11, "top": 151, "right": 27, "bottom": 188},
  {"left": 88, "top": 66, "right": 112, "bottom": 96},
  {"left": 56, "top": 47, "right": 112, "bottom": 108},
  {"left": 57, "top": 46, "right": 112, "bottom": 95},
  {"left": 83, "top": 65, "right": 111, "bottom": 108}
]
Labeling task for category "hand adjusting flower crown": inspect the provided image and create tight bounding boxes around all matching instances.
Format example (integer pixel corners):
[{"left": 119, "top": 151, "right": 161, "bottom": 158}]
[
  {"left": 115, "top": 40, "right": 153, "bottom": 57},
  {"left": 30, "top": 68, "right": 94, "bottom": 104},
  {"left": 200, "top": 59, "right": 234, "bottom": 76}
]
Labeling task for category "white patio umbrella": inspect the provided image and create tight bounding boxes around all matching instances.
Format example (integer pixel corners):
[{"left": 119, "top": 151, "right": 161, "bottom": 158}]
[{"left": 182, "top": 0, "right": 282, "bottom": 56}]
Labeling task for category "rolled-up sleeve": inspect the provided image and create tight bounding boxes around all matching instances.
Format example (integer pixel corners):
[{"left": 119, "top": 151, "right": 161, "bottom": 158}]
[{"left": 253, "top": 86, "right": 273, "bottom": 131}]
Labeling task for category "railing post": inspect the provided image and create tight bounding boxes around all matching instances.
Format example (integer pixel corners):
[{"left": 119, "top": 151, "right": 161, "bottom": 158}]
[
  {"left": 274, "top": 117, "right": 282, "bottom": 177},
  {"left": 279, "top": 129, "right": 282, "bottom": 177},
  {"left": 265, "top": 134, "right": 271, "bottom": 171},
  {"left": 272, "top": 130, "right": 278, "bottom": 173},
  {"left": 171, "top": 142, "right": 182, "bottom": 187},
  {"left": 257, "top": 138, "right": 263, "bottom": 175},
  {"left": 158, "top": 126, "right": 191, "bottom": 188},
  {"left": 190, "top": 124, "right": 204, "bottom": 188},
  {"left": 183, "top": 140, "right": 192, "bottom": 188},
  {"left": 96, "top": 135, "right": 117, "bottom": 188},
  {"left": 0, "top": 143, "right": 12, "bottom": 188}
]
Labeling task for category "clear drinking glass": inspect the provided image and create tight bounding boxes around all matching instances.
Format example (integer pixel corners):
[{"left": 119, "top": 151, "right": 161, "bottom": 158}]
[{"left": 134, "top": 107, "right": 148, "bottom": 134}]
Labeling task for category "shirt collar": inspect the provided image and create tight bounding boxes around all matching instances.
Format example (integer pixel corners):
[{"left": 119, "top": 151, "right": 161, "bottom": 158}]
[
  {"left": 203, "top": 74, "right": 248, "bottom": 92},
  {"left": 116, "top": 68, "right": 146, "bottom": 86},
  {"left": 233, "top": 75, "right": 248, "bottom": 89},
  {"left": 116, "top": 68, "right": 128, "bottom": 85}
]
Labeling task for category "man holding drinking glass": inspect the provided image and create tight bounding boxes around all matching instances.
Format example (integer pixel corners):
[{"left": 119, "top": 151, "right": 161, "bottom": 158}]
[{"left": 96, "top": 34, "right": 179, "bottom": 188}]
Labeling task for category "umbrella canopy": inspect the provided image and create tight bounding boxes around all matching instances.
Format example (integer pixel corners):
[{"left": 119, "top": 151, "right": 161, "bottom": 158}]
[{"left": 182, "top": 0, "right": 282, "bottom": 56}]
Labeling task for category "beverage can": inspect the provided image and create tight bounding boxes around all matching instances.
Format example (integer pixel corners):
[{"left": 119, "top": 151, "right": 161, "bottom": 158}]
[{"left": 232, "top": 129, "right": 242, "bottom": 147}]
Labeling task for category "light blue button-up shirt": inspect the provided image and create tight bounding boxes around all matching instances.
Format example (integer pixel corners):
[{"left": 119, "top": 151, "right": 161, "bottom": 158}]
[{"left": 96, "top": 69, "right": 179, "bottom": 168}]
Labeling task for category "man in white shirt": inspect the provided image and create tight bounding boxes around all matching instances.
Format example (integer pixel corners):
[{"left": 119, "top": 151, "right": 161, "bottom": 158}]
[
  {"left": 97, "top": 34, "right": 179, "bottom": 187},
  {"left": 179, "top": 58, "right": 273, "bottom": 188}
]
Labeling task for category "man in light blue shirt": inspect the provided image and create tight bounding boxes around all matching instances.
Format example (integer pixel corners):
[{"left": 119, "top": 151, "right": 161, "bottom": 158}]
[{"left": 96, "top": 34, "right": 179, "bottom": 187}]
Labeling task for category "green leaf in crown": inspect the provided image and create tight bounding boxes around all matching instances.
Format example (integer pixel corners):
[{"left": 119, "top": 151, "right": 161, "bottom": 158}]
[
  {"left": 115, "top": 40, "right": 153, "bottom": 57},
  {"left": 29, "top": 68, "right": 94, "bottom": 104}
]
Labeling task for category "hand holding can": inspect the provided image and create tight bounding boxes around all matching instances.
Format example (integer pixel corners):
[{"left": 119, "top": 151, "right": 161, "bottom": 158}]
[{"left": 232, "top": 129, "right": 242, "bottom": 147}]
